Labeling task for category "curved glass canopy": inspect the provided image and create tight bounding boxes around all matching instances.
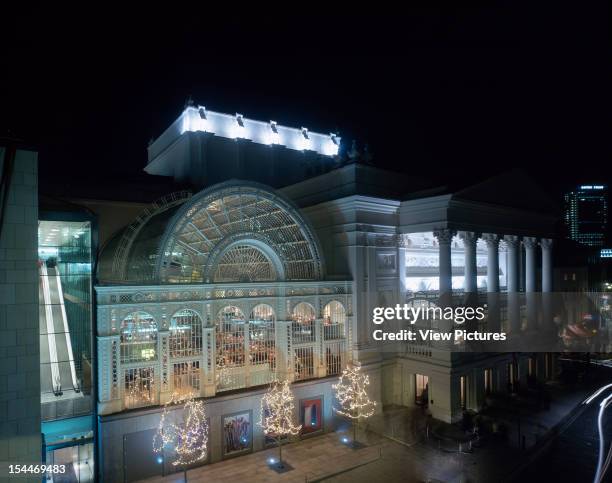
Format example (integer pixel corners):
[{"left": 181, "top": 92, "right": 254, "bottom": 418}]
[{"left": 98, "top": 182, "right": 324, "bottom": 284}]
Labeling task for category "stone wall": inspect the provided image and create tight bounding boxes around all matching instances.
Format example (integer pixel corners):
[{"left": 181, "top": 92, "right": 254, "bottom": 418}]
[{"left": 0, "top": 147, "right": 40, "bottom": 481}]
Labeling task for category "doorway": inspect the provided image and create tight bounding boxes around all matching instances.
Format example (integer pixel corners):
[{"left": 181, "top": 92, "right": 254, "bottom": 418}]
[
  {"left": 415, "top": 374, "right": 429, "bottom": 406},
  {"left": 45, "top": 441, "right": 94, "bottom": 482}
]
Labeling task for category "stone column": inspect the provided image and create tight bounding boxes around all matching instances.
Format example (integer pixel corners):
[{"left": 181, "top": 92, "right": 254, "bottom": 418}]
[
  {"left": 398, "top": 239, "right": 407, "bottom": 302},
  {"left": 504, "top": 235, "right": 520, "bottom": 293},
  {"left": 434, "top": 229, "right": 455, "bottom": 304},
  {"left": 367, "top": 235, "right": 378, "bottom": 346},
  {"left": 243, "top": 321, "right": 251, "bottom": 387},
  {"left": 541, "top": 239, "right": 554, "bottom": 331},
  {"left": 482, "top": 234, "right": 500, "bottom": 332},
  {"left": 459, "top": 231, "right": 478, "bottom": 294},
  {"left": 275, "top": 321, "right": 294, "bottom": 382},
  {"left": 482, "top": 234, "right": 500, "bottom": 292},
  {"left": 523, "top": 237, "right": 539, "bottom": 330},
  {"left": 201, "top": 327, "right": 216, "bottom": 397},
  {"left": 541, "top": 239, "right": 553, "bottom": 293},
  {"left": 314, "top": 318, "right": 326, "bottom": 378},
  {"left": 504, "top": 235, "right": 521, "bottom": 333},
  {"left": 158, "top": 330, "right": 172, "bottom": 405},
  {"left": 523, "top": 237, "right": 538, "bottom": 293}
]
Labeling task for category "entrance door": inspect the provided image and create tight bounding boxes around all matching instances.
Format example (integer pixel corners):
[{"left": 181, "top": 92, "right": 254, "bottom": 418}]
[
  {"left": 45, "top": 442, "right": 94, "bottom": 482},
  {"left": 415, "top": 374, "right": 429, "bottom": 406}
]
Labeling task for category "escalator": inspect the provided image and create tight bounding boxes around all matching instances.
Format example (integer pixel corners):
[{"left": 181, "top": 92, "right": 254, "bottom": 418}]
[{"left": 39, "top": 259, "right": 81, "bottom": 400}]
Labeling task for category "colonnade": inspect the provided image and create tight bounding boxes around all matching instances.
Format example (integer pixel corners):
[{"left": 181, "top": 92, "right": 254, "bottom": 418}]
[
  {"left": 432, "top": 229, "right": 554, "bottom": 332},
  {"left": 431, "top": 229, "right": 553, "bottom": 296}
]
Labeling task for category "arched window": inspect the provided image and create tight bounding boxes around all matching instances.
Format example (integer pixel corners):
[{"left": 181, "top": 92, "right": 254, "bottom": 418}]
[
  {"left": 213, "top": 245, "right": 277, "bottom": 283},
  {"left": 216, "top": 306, "right": 246, "bottom": 369},
  {"left": 169, "top": 309, "right": 203, "bottom": 358},
  {"left": 249, "top": 304, "right": 275, "bottom": 368},
  {"left": 323, "top": 301, "right": 346, "bottom": 340},
  {"left": 120, "top": 311, "right": 157, "bottom": 363},
  {"left": 292, "top": 302, "right": 316, "bottom": 343}
]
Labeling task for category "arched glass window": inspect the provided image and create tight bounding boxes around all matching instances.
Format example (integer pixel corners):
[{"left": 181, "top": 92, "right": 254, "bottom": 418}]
[
  {"left": 216, "top": 306, "right": 246, "bottom": 369},
  {"left": 249, "top": 304, "right": 275, "bottom": 368},
  {"left": 323, "top": 301, "right": 346, "bottom": 340},
  {"left": 292, "top": 302, "right": 316, "bottom": 343},
  {"left": 169, "top": 309, "right": 203, "bottom": 358},
  {"left": 120, "top": 312, "right": 157, "bottom": 363},
  {"left": 213, "top": 245, "right": 277, "bottom": 283}
]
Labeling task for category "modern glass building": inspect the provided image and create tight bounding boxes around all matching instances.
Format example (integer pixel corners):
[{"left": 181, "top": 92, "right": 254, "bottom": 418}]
[
  {"left": 564, "top": 184, "right": 608, "bottom": 246},
  {"left": 38, "top": 210, "right": 97, "bottom": 482}
]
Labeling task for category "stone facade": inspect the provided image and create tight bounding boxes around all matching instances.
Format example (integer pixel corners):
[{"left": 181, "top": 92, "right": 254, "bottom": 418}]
[{"left": 0, "top": 146, "right": 40, "bottom": 481}]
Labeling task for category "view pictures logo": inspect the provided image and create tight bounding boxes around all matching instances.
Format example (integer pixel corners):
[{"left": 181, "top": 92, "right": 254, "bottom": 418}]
[{"left": 372, "top": 304, "right": 486, "bottom": 325}]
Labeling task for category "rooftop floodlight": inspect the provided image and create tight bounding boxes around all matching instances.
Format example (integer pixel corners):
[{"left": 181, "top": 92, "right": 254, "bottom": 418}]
[
  {"left": 234, "top": 113, "right": 246, "bottom": 139},
  {"left": 269, "top": 121, "right": 281, "bottom": 145},
  {"left": 322, "top": 132, "right": 341, "bottom": 156},
  {"left": 197, "top": 107, "right": 209, "bottom": 132},
  {"left": 299, "top": 127, "right": 311, "bottom": 151}
]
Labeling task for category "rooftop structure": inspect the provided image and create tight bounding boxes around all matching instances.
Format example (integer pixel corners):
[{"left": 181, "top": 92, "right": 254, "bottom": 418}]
[{"left": 146, "top": 104, "right": 341, "bottom": 188}]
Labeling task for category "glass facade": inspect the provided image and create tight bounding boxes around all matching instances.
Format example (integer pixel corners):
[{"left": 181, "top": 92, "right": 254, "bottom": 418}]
[
  {"left": 38, "top": 218, "right": 95, "bottom": 481},
  {"left": 38, "top": 220, "right": 93, "bottom": 419},
  {"left": 564, "top": 185, "right": 608, "bottom": 247}
]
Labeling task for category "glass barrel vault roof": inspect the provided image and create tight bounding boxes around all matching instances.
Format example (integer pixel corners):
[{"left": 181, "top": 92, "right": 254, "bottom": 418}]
[{"left": 98, "top": 182, "right": 324, "bottom": 284}]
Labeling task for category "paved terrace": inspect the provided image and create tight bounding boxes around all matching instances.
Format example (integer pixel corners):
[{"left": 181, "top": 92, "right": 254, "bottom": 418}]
[{"left": 138, "top": 380, "right": 597, "bottom": 483}]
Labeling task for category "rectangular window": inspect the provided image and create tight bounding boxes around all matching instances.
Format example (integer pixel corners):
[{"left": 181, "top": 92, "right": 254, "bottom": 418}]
[
  {"left": 325, "top": 341, "right": 345, "bottom": 376},
  {"left": 124, "top": 367, "right": 156, "bottom": 409},
  {"left": 460, "top": 375, "right": 467, "bottom": 410},
  {"left": 294, "top": 347, "right": 314, "bottom": 381},
  {"left": 173, "top": 361, "right": 200, "bottom": 396}
]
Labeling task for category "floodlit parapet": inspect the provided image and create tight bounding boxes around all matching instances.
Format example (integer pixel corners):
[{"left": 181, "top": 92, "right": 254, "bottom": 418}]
[
  {"left": 145, "top": 105, "right": 342, "bottom": 187},
  {"left": 173, "top": 106, "right": 340, "bottom": 157}
]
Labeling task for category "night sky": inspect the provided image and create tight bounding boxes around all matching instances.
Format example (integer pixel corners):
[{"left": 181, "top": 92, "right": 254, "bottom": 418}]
[{"left": 2, "top": 5, "right": 610, "bottom": 202}]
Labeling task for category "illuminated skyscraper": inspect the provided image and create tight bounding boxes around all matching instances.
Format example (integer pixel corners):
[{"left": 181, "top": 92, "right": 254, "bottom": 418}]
[{"left": 565, "top": 185, "right": 608, "bottom": 246}]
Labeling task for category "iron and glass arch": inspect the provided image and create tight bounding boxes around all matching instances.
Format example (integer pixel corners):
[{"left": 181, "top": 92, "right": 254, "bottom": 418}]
[
  {"left": 158, "top": 182, "right": 324, "bottom": 284},
  {"left": 98, "top": 181, "right": 325, "bottom": 284}
]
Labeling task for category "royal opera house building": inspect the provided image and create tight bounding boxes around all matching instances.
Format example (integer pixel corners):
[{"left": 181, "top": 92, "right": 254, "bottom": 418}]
[{"left": 15, "top": 102, "right": 561, "bottom": 481}]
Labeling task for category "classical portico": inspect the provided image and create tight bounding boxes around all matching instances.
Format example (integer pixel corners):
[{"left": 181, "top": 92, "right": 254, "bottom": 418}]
[{"left": 429, "top": 230, "right": 553, "bottom": 299}]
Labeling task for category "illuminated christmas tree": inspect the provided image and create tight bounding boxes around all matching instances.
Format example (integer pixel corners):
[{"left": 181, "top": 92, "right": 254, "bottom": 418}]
[
  {"left": 153, "top": 392, "right": 209, "bottom": 470},
  {"left": 333, "top": 363, "right": 376, "bottom": 444},
  {"left": 259, "top": 380, "right": 301, "bottom": 469}
]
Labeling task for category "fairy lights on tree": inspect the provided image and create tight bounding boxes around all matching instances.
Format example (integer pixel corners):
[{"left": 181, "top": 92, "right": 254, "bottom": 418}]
[
  {"left": 259, "top": 380, "right": 301, "bottom": 468},
  {"left": 333, "top": 363, "right": 376, "bottom": 444},
  {"left": 153, "top": 392, "right": 209, "bottom": 469}
]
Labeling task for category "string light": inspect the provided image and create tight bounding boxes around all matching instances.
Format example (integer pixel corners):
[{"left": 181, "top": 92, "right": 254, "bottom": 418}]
[
  {"left": 153, "top": 392, "right": 209, "bottom": 467},
  {"left": 216, "top": 356, "right": 236, "bottom": 389},
  {"left": 259, "top": 380, "right": 301, "bottom": 466},
  {"left": 126, "top": 371, "right": 154, "bottom": 406},
  {"left": 332, "top": 364, "right": 376, "bottom": 443}
]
